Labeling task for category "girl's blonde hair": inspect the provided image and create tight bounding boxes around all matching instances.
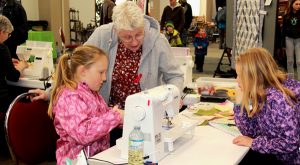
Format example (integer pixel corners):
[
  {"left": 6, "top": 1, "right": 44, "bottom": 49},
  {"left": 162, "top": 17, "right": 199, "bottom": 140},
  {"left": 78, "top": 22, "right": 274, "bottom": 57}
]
[
  {"left": 236, "top": 47, "right": 296, "bottom": 117},
  {"left": 48, "top": 45, "right": 107, "bottom": 118}
]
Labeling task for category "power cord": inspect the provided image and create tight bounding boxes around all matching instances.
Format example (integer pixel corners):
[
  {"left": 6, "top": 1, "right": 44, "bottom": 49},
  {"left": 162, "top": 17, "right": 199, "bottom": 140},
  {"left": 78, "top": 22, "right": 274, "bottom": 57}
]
[
  {"left": 39, "top": 75, "right": 52, "bottom": 90},
  {"left": 87, "top": 155, "right": 150, "bottom": 165},
  {"left": 88, "top": 157, "right": 128, "bottom": 165}
]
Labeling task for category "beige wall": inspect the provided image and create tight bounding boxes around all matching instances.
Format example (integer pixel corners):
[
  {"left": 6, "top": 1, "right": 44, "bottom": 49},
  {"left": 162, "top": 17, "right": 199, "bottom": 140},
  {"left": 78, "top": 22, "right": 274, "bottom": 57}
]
[
  {"left": 206, "top": 0, "right": 216, "bottom": 22},
  {"left": 149, "top": 0, "right": 160, "bottom": 21},
  {"left": 69, "top": 0, "right": 95, "bottom": 28},
  {"left": 38, "top": 0, "right": 58, "bottom": 45},
  {"left": 22, "top": 0, "right": 39, "bottom": 20}
]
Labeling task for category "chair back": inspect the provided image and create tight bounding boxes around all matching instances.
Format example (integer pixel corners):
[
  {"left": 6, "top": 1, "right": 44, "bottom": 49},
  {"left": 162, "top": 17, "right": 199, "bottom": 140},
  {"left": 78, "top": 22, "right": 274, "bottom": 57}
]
[{"left": 5, "top": 93, "right": 58, "bottom": 164}]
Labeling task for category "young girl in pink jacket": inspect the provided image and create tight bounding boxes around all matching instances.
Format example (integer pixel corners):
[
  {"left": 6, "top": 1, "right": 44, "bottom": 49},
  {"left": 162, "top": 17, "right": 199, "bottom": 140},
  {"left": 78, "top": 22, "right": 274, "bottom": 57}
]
[{"left": 48, "top": 45, "right": 123, "bottom": 165}]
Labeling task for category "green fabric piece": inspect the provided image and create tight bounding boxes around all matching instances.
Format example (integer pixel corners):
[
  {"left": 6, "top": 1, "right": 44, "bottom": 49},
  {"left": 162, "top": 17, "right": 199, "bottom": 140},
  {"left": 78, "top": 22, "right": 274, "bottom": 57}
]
[
  {"left": 199, "top": 120, "right": 209, "bottom": 126},
  {"left": 194, "top": 108, "right": 220, "bottom": 116}
]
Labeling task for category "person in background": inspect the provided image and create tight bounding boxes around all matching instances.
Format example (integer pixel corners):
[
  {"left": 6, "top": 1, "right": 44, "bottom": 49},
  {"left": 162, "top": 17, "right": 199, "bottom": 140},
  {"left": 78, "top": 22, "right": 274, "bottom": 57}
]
[
  {"left": 2, "top": 0, "right": 28, "bottom": 59},
  {"left": 215, "top": 5, "right": 226, "bottom": 49},
  {"left": 0, "top": 15, "right": 28, "bottom": 156},
  {"left": 282, "top": 0, "right": 300, "bottom": 79},
  {"left": 193, "top": 27, "right": 209, "bottom": 72},
  {"left": 233, "top": 47, "right": 300, "bottom": 164},
  {"left": 164, "top": 21, "right": 182, "bottom": 47},
  {"left": 179, "top": 0, "right": 193, "bottom": 47},
  {"left": 160, "top": 0, "right": 185, "bottom": 35},
  {"left": 48, "top": 45, "right": 123, "bottom": 165},
  {"left": 100, "top": 0, "right": 116, "bottom": 25}
]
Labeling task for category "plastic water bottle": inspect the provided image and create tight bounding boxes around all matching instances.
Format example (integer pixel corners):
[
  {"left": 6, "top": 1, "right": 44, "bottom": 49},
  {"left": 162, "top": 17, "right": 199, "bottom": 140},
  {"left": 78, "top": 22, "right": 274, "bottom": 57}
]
[{"left": 128, "top": 125, "right": 144, "bottom": 165}]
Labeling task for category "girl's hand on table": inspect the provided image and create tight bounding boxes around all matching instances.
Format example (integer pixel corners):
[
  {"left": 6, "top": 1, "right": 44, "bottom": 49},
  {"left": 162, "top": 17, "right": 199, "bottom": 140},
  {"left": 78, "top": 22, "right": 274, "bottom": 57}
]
[{"left": 233, "top": 135, "right": 253, "bottom": 147}]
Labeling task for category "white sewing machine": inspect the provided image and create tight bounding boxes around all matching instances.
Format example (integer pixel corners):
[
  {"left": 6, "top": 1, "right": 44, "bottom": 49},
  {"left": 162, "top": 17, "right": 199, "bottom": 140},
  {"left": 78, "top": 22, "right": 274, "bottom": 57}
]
[
  {"left": 171, "top": 47, "right": 194, "bottom": 88},
  {"left": 16, "top": 41, "right": 54, "bottom": 80},
  {"left": 116, "top": 85, "right": 198, "bottom": 163}
]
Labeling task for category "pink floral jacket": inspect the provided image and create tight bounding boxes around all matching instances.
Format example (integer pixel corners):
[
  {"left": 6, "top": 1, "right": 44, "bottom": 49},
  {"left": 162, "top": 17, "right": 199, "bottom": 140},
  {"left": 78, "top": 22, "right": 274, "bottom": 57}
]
[{"left": 52, "top": 83, "right": 121, "bottom": 165}]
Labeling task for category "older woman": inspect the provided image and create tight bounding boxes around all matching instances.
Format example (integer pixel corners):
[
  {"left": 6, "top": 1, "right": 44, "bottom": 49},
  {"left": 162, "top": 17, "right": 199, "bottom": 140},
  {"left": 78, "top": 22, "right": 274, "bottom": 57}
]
[
  {"left": 0, "top": 15, "right": 28, "bottom": 114},
  {"left": 85, "top": 1, "right": 184, "bottom": 109}
]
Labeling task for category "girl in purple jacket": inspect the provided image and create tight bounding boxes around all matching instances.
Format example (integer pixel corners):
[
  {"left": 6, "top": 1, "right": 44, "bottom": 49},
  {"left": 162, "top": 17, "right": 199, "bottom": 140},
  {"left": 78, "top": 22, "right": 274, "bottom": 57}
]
[
  {"left": 233, "top": 48, "right": 300, "bottom": 164},
  {"left": 48, "top": 45, "right": 123, "bottom": 165}
]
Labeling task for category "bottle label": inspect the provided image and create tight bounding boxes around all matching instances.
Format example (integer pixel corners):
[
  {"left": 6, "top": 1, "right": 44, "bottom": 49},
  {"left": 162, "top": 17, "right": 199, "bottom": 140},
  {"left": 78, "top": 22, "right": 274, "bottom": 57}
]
[{"left": 129, "top": 140, "right": 143, "bottom": 147}]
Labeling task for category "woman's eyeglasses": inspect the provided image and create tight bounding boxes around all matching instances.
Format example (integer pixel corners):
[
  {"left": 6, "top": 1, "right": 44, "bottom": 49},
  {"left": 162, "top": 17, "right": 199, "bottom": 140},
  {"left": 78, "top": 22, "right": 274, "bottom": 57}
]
[{"left": 118, "top": 33, "right": 144, "bottom": 43}]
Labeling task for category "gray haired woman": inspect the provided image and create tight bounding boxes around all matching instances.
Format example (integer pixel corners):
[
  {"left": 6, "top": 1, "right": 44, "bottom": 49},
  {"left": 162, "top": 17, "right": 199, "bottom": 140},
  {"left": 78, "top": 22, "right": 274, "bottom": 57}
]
[{"left": 0, "top": 15, "right": 28, "bottom": 113}]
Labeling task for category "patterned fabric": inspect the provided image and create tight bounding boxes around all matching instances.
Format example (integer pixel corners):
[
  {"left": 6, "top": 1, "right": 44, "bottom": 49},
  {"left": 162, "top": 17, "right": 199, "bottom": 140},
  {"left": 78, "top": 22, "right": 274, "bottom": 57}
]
[
  {"left": 52, "top": 82, "right": 121, "bottom": 165},
  {"left": 109, "top": 42, "right": 142, "bottom": 109},
  {"left": 233, "top": 78, "right": 300, "bottom": 164},
  {"left": 233, "top": 0, "right": 264, "bottom": 58}
]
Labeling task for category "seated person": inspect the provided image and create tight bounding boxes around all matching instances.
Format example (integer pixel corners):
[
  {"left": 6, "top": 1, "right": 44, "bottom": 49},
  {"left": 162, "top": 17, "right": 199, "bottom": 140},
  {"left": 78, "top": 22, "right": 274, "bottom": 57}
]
[
  {"left": 0, "top": 15, "right": 28, "bottom": 114},
  {"left": 48, "top": 45, "right": 123, "bottom": 164},
  {"left": 233, "top": 47, "right": 300, "bottom": 164}
]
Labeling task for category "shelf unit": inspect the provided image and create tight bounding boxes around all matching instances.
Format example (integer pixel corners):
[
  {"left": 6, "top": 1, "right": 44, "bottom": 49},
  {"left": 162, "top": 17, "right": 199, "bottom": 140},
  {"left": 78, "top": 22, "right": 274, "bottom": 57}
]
[{"left": 69, "top": 8, "right": 81, "bottom": 44}]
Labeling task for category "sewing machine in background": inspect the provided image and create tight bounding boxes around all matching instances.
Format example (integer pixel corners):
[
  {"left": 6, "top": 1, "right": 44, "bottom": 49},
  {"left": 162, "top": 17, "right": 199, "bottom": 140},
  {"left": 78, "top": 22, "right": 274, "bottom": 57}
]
[
  {"left": 116, "top": 85, "right": 198, "bottom": 163},
  {"left": 171, "top": 47, "right": 194, "bottom": 88},
  {"left": 16, "top": 41, "right": 54, "bottom": 80}
]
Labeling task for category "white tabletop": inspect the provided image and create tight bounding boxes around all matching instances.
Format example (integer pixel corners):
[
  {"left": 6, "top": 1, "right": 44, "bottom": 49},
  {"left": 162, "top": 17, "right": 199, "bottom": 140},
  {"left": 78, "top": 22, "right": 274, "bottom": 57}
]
[{"left": 90, "top": 125, "right": 249, "bottom": 165}]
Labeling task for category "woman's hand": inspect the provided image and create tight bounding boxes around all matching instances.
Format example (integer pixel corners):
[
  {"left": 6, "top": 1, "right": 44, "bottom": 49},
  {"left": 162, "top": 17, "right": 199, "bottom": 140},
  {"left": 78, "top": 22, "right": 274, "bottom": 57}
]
[
  {"left": 233, "top": 135, "right": 253, "bottom": 147},
  {"left": 12, "top": 58, "right": 19, "bottom": 65},
  {"left": 28, "top": 89, "right": 49, "bottom": 101},
  {"left": 15, "top": 60, "right": 29, "bottom": 72}
]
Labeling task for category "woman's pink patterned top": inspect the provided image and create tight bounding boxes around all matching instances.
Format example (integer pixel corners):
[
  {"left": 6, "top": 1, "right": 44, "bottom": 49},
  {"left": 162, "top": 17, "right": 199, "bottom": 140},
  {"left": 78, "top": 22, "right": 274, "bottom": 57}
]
[{"left": 52, "top": 82, "right": 121, "bottom": 165}]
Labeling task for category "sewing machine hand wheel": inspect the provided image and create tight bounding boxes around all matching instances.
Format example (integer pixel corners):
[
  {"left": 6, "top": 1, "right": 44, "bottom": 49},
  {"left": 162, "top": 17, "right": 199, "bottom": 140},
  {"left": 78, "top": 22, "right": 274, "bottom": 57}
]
[{"left": 131, "top": 106, "right": 146, "bottom": 121}]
